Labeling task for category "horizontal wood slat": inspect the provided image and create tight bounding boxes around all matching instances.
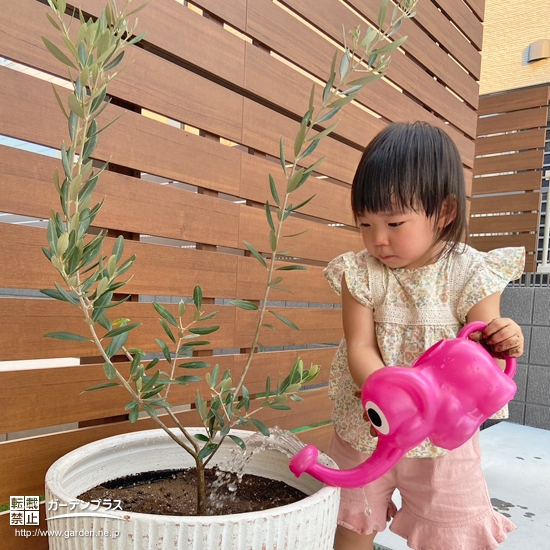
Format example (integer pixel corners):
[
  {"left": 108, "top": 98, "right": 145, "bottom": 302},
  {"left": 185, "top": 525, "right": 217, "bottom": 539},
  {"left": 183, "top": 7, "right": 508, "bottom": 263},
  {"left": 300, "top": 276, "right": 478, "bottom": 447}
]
[
  {"left": 468, "top": 233, "right": 538, "bottom": 252},
  {"left": 478, "top": 87, "right": 550, "bottom": 116},
  {"left": 473, "top": 150, "right": 545, "bottom": 176},
  {"left": 0, "top": 224, "right": 340, "bottom": 303},
  {"left": 470, "top": 193, "right": 541, "bottom": 215},
  {"left": 0, "top": 300, "right": 343, "bottom": 361},
  {"left": 0, "top": 348, "right": 335, "bottom": 434},
  {"left": 469, "top": 213, "right": 539, "bottom": 234},
  {"left": 0, "top": 388, "right": 333, "bottom": 502},
  {"left": 477, "top": 107, "right": 549, "bottom": 136},
  {"left": 472, "top": 172, "right": 543, "bottom": 195},
  {"left": 474, "top": 129, "right": 546, "bottom": 156}
]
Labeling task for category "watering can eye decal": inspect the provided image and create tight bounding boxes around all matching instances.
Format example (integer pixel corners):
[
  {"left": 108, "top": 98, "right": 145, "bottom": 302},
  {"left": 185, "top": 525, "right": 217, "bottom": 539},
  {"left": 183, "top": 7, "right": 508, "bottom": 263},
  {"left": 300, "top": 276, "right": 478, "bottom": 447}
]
[{"left": 364, "top": 400, "right": 390, "bottom": 435}]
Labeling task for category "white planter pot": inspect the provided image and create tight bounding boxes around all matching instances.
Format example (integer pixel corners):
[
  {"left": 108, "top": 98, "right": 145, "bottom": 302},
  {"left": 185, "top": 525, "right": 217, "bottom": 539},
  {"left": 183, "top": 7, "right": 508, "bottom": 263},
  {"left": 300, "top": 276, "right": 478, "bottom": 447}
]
[{"left": 45, "top": 428, "right": 340, "bottom": 549}]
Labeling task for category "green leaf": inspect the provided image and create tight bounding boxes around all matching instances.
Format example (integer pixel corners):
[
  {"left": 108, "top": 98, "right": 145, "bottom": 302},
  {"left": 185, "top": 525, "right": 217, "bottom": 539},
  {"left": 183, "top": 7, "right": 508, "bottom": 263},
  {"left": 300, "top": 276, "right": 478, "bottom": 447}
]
[
  {"left": 270, "top": 404, "right": 292, "bottom": 410},
  {"left": 155, "top": 338, "right": 172, "bottom": 363},
  {"left": 228, "top": 300, "right": 259, "bottom": 310},
  {"left": 197, "top": 443, "right": 218, "bottom": 461},
  {"left": 199, "top": 311, "right": 218, "bottom": 321},
  {"left": 269, "top": 310, "right": 299, "bottom": 331},
  {"left": 339, "top": 48, "right": 350, "bottom": 79},
  {"left": 175, "top": 375, "right": 202, "bottom": 384},
  {"left": 294, "top": 119, "right": 308, "bottom": 157},
  {"left": 103, "top": 361, "right": 117, "bottom": 380},
  {"left": 378, "top": 0, "right": 389, "bottom": 28},
  {"left": 179, "top": 361, "right": 210, "bottom": 369},
  {"left": 265, "top": 201, "right": 275, "bottom": 232},
  {"left": 153, "top": 302, "right": 178, "bottom": 327},
  {"left": 298, "top": 139, "right": 319, "bottom": 160},
  {"left": 128, "top": 403, "right": 140, "bottom": 423},
  {"left": 104, "top": 51, "right": 124, "bottom": 71},
  {"left": 268, "top": 174, "right": 280, "bottom": 207},
  {"left": 81, "top": 381, "right": 119, "bottom": 393},
  {"left": 160, "top": 319, "right": 176, "bottom": 343},
  {"left": 294, "top": 194, "right": 317, "bottom": 212},
  {"left": 322, "top": 51, "right": 338, "bottom": 103},
  {"left": 42, "top": 36, "right": 77, "bottom": 69},
  {"left": 105, "top": 331, "right": 129, "bottom": 358},
  {"left": 279, "top": 137, "right": 286, "bottom": 174},
  {"left": 194, "top": 433, "right": 209, "bottom": 442},
  {"left": 229, "top": 434, "right": 246, "bottom": 450},
  {"left": 103, "top": 322, "right": 141, "bottom": 338},
  {"left": 310, "top": 121, "right": 340, "bottom": 143},
  {"left": 244, "top": 241, "right": 267, "bottom": 268},
  {"left": 250, "top": 418, "right": 270, "bottom": 436},
  {"left": 327, "top": 93, "right": 359, "bottom": 110},
  {"left": 276, "top": 264, "right": 307, "bottom": 271},
  {"left": 193, "top": 285, "right": 203, "bottom": 310},
  {"left": 180, "top": 340, "right": 210, "bottom": 347},
  {"left": 67, "top": 93, "right": 85, "bottom": 119},
  {"left": 317, "top": 106, "right": 340, "bottom": 124},
  {"left": 45, "top": 331, "right": 90, "bottom": 341},
  {"left": 372, "top": 35, "right": 408, "bottom": 55},
  {"left": 188, "top": 326, "right": 220, "bottom": 335},
  {"left": 262, "top": 323, "right": 276, "bottom": 331}
]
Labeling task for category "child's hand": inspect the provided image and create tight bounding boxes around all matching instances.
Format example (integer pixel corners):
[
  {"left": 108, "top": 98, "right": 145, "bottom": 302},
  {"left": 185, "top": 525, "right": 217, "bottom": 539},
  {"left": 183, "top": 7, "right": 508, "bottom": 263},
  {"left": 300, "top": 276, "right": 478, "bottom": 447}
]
[{"left": 468, "top": 318, "right": 524, "bottom": 359}]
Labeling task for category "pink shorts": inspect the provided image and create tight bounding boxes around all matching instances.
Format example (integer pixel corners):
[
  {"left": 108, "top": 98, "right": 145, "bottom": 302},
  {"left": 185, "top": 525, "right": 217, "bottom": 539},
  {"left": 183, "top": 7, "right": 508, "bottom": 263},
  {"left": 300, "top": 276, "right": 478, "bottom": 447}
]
[{"left": 328, "top": 432, "right": 516, "bottom": 550}]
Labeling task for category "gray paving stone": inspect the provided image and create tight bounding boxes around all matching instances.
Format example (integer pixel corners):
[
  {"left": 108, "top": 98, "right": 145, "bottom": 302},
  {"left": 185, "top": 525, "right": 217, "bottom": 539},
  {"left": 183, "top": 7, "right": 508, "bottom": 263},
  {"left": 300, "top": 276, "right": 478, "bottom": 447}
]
[
  {"left": 533, "top": 287, "right": 550, "bottom": 326},
  {"left": 529, "top": 327, "right": 550, "bottom": 366},
  {"left": 501, "top": 287, "right": 534, "bottom": 324},
  {"left": 526, "top": 365, "right": 550, "bottom": 406}
]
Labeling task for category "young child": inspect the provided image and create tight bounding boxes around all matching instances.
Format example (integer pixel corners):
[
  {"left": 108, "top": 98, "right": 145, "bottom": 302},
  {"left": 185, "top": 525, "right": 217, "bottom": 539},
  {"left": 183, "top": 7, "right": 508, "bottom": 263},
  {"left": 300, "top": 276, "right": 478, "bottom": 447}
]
[{"left": 324, "top": 122, "right": 525, "bottom": 550}]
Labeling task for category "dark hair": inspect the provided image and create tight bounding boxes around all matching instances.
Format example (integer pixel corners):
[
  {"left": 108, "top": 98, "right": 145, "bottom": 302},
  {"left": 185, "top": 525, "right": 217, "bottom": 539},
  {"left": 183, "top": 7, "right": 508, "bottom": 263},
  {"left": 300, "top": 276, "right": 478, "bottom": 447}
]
[{"left": 351, "top": 121, "right": 467, "bottom": 252}]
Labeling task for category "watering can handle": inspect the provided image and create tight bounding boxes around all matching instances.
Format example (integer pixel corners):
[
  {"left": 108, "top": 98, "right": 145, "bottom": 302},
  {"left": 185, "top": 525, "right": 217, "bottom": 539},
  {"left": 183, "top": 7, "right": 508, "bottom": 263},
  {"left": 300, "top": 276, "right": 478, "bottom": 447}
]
[{"left": 457, "top": 321, "right": 516, "bottom": 378}]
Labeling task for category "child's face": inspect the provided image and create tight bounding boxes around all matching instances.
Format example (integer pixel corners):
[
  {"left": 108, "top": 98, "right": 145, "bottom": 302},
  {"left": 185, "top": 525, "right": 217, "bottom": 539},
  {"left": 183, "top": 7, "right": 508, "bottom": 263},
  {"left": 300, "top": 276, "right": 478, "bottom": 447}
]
[{"left": 358, "top": 208, "right": 444, "bottom": 270}]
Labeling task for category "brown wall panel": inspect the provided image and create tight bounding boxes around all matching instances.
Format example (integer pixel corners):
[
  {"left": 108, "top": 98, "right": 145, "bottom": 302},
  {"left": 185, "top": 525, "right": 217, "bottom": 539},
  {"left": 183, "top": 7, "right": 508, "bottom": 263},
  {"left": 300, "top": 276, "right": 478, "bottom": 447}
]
[
  {"left": 475, "top": 129, "right": 546, "bottom": 156},
  {"left": 0, "top": 348, "right": 335, "bottom": 434},
  {"left": 468, "top": 233, "right": 537, "bottom": 252},
  {"left": 470, "top": 193, "right": 541, "bottom": 215},
  {"left": 469, "top": 213, "right": 539, "bottom": 233},
  {"left": 463, "top": 0, "right": 485, "bottom": 21},
  {"left": 473, "top": 150, "right": 545, "bottom": 176},
  {"left": 478, "top": 86, "right": 550, "bottom": 116},
  {"left": 477, "top": 107, "right": 548, "bottom": 136},
  {"left": 472, "top": 171, "right": 543, "bottom": 195},
  {"left": 0, "top": 299, "right": 342, "bottom": 361}
]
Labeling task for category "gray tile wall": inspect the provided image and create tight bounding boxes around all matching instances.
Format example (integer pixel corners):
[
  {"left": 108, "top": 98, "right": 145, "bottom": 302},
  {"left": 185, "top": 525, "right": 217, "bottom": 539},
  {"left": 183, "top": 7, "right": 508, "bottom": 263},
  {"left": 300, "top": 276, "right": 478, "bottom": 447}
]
[{"left": 501, "top": 286, "right": 550, "bottom": 430}]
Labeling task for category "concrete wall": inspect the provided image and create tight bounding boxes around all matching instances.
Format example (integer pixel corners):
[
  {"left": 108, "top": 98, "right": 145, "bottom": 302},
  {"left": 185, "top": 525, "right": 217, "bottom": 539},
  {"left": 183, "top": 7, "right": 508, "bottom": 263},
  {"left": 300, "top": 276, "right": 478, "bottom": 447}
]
[
  {"left": 480, "top": 0, "right": 550, "bottom": 94},
  {"left": 501, "top": 286, "right": 550, "bottom": 429}
]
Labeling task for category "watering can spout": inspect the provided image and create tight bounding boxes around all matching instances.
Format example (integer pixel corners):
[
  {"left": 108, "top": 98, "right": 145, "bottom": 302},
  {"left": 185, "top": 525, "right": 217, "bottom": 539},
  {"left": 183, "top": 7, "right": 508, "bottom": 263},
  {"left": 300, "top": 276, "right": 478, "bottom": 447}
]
[{"left": 289, "top": 443, "right": 403, "bottom": 489}]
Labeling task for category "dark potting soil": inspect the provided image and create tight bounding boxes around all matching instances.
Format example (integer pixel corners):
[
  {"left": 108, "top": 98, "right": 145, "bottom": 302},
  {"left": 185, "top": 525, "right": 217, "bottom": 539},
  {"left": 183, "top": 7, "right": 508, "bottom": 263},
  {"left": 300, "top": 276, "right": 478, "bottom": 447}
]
[{"left": 79, "top": 467, "right": 307, "bottom": 516}]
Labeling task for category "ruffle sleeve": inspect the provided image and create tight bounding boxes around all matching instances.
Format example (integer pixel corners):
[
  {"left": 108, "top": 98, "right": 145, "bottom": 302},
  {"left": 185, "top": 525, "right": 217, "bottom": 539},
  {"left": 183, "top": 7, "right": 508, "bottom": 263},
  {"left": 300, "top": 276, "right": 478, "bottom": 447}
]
[
  {"left": 323, "top": 250, "right": 374, "bottom": 308},
  {"left": 457, "top": 247, "right": 525, "bottom": 322}
]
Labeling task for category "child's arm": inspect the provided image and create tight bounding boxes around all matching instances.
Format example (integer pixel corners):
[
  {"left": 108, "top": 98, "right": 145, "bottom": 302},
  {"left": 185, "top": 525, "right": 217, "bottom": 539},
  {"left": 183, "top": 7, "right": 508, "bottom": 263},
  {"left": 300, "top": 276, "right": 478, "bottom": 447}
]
[
  {"left": 341, "top": 277, "right": 386, "bottom": 388},
  {"left": 465, "top": 291, "right": 524, "bottom": 364}
]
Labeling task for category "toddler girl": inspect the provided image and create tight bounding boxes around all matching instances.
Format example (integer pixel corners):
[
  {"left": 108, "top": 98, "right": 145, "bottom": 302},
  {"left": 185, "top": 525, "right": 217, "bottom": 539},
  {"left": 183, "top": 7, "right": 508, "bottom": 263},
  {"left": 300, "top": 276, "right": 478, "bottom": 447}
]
[{"left": 325, "top": 122, "right": 525, "bottom": 550}]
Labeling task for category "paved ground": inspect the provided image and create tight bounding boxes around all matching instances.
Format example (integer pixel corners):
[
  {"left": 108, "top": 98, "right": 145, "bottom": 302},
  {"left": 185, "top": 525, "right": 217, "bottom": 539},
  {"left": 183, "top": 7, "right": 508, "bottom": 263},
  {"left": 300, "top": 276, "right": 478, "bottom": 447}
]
[{"left": 374, "top": 422, "right": 550, "bottom": 549}]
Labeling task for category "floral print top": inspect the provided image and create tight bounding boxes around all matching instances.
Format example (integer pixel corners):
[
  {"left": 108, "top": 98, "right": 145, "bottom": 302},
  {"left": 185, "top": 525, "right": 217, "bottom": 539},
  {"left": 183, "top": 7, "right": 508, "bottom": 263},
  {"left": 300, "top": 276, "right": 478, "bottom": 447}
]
[{"left": 324, "top": 245, "right": 525, "bottom": 457}]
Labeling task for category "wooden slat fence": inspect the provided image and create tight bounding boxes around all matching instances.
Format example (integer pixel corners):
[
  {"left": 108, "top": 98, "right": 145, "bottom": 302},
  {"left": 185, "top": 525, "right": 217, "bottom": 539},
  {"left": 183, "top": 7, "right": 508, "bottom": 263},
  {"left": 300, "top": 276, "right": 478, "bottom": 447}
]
[
  {"left": 470, "top": 86, "right": 549, "bottom": 272},
  {"left": 0, "top": 0, "right": 483, "bottom": 547}
]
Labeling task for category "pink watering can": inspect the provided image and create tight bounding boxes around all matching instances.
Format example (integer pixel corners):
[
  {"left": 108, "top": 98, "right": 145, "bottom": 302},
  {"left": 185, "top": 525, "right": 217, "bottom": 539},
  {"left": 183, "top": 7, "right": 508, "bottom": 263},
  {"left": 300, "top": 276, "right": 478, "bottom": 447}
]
[{"left": 289, "top": 322, "right": 517, "bottom": 488}]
